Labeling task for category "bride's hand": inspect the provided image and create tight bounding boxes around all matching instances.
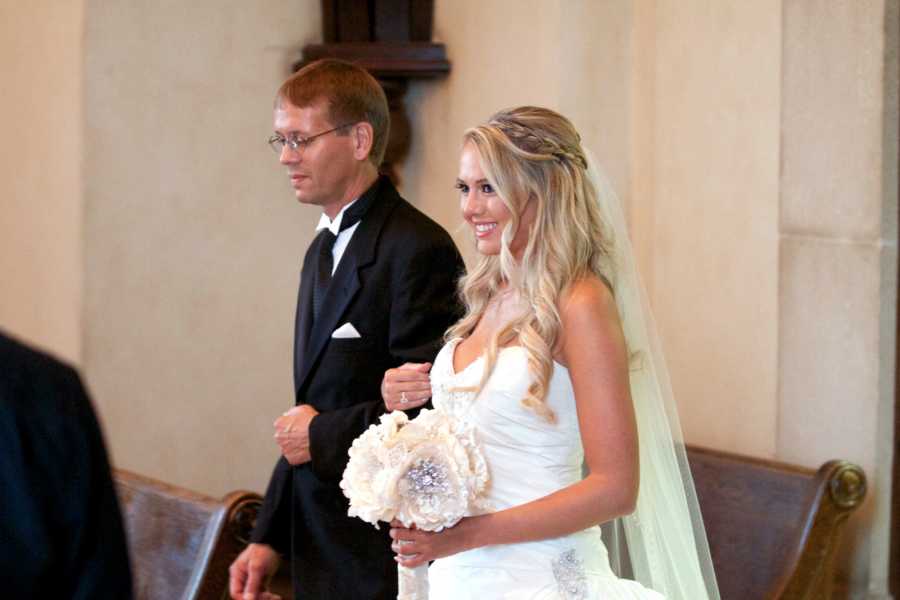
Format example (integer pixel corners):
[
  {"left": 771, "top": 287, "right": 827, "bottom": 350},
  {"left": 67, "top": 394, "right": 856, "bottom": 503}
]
[
  {"left": 389, "top": 518, "right": 477, "bottom": 568},
  {"left": 381, "top": 363, "right": 432, "bottom": 411}
]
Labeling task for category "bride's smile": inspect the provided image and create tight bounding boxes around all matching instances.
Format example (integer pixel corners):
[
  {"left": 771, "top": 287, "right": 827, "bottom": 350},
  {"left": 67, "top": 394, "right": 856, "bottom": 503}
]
[{"left": 457, "top": 142, "right": 536, "bottom": 259}]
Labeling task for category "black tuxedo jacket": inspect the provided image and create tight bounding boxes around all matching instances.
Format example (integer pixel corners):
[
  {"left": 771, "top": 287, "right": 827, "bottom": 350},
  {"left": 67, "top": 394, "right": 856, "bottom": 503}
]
[
  {"left": 251, "top": 176, "right": 464, "bottom": 599},
  {"left": 0, "top": 331, "right": 133, "bottom": 598}
]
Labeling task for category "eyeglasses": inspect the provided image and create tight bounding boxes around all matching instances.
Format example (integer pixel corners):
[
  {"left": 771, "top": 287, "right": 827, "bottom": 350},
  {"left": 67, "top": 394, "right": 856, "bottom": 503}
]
[{"left": 267, "top": 123, "right": 355, "bottom": 154}]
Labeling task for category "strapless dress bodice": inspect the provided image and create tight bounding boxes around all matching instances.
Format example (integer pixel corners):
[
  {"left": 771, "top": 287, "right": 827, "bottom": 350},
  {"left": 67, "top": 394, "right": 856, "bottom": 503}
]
[
  {"left": 426, "top": 338, "right": 665, "bottom": 599},
  {"left": 431, "top": 338, "right": 584, "bottom": 510}
]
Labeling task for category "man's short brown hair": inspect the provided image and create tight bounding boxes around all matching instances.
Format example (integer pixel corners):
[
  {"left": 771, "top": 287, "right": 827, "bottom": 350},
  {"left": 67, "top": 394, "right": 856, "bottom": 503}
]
[{"left": 277, "top": 59, "right": 390, "bottom": 167}]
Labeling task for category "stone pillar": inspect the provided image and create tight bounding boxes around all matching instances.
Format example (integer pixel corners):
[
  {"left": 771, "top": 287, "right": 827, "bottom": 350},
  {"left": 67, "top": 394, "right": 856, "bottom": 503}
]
[{"left": 778, "top": 1, "right": 898, "bottom": 597}]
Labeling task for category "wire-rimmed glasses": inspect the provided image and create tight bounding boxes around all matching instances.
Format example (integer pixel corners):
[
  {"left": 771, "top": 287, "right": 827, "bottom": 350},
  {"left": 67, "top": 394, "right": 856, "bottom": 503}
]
[{"left": 267, "top": 123, "right": 355, "bottom": 154}]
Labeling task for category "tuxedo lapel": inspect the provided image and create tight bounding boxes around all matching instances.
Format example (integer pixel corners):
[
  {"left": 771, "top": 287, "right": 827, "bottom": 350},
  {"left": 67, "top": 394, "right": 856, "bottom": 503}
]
[
  {"left": 295, "top": 184, "right": 401, "bottom": 394},
  {"left": 301, "top": 256, "right": 362, "bottom": 376},
  {"left": 293, "top": 249, "right": 316, "bottom": 390}
]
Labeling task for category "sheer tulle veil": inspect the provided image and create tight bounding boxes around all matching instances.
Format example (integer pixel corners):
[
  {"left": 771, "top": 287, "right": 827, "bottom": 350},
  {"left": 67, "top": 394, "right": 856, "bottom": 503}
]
[{"left": 585, "top": 150, "right": 721, "bottom": 600}]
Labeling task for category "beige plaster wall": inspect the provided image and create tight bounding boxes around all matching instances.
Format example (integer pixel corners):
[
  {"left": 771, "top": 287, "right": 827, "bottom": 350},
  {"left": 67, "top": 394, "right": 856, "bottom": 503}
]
[
  {"left": 630, "top": 0, "right": 782, "bottom": 456},
  {"left": 83, "top": 0, "right": 322, "bottom": 496},
  {"left": 0, "top": 2, "right": 84, "bottom": 365}
]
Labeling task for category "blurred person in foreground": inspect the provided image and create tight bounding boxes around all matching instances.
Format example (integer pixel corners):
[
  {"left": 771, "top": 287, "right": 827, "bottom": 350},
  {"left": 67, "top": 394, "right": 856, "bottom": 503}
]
[{"left": 0, "top": 330, "right": 133, "bottom": 598}]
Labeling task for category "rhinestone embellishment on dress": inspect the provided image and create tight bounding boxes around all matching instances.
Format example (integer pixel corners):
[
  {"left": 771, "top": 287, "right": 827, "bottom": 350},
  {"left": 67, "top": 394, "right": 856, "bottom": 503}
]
[{"left": 552, "top": 549, "right": 588, "bottom": 599}]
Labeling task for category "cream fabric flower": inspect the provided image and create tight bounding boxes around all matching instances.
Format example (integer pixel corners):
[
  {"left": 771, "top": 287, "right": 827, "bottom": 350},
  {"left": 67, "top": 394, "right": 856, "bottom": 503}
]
[{"left": 340, "top": 408, "right": 490, "bottom": 531}]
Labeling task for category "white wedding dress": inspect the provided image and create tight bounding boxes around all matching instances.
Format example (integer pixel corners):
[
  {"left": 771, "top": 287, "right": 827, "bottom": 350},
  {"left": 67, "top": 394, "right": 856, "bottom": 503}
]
[{"left": 427, "top": 338, "right": 665, "bottom": 600}]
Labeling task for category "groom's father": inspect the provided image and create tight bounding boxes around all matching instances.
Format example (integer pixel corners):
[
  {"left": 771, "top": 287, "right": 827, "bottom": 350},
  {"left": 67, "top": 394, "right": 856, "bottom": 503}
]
[{"left": 229, "top": 59, "right": 463, "bottom": 600}]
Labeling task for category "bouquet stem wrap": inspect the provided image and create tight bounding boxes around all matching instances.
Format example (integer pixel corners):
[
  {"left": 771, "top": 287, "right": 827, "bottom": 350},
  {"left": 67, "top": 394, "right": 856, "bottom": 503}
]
[
  {"left": 341, "top": 409, "right": 490, "bottom": 600},
  {"left": 398, "top": 564, "right": 428, "bottom": 599}
]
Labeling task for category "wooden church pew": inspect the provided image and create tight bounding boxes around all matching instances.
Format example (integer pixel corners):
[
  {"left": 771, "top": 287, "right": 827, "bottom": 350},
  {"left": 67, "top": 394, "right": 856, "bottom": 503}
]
[
  {"left": 687, "top": 445, "right": 867, "bottom": 600},
  {"left": 114, "top": 469, "right": 262, "bottom": 600}
]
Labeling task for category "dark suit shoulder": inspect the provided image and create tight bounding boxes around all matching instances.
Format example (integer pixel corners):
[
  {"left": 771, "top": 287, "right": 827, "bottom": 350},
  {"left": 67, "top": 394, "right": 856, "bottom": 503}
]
[
  {"left": 373, "top": 190, "right": 465, "bottom": 292},
  {"left": 0, "top": 331, "right": 82, "bottom": 410},
  {"left": 0, "top": 330, "right": 72, "bottom": 375},
  {"left": 0, "top": 331, "right": 91, "bottom": 465},
  {"left": 380, "top": 195, "right": 458, "bottom": 253}
]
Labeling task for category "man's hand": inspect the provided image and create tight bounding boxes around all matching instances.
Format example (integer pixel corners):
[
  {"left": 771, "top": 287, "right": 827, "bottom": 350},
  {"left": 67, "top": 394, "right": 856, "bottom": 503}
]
[
  {"left": 382, "top": 362, "right": 432, "bottom": 412},
  {"left": 228, "top": 543, "right": 280, "bottom": 600},
  {"left": 274, "top": 404, "right": 319, "bottom": 465}
]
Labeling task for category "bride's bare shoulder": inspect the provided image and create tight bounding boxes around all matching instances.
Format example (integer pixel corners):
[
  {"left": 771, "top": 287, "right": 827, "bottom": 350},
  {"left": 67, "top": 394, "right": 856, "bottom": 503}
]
[
  {"left": 558, "top": 275, "right": 618, "bottom": 325},
  {"left": 556, "top": 275, "right": 626, "bottom": 364}
]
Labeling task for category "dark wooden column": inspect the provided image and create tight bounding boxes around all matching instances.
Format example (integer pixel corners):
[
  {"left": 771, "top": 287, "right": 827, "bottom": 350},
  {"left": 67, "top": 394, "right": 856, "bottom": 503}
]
[{"left": 295, "top": 1, "right": 450, "bottom": 185}]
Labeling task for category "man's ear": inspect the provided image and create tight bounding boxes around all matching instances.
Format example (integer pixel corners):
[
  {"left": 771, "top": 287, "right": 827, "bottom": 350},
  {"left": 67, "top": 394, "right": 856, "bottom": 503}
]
[{"left": 352, "top": 122, "right": 375, "bottom": 161}]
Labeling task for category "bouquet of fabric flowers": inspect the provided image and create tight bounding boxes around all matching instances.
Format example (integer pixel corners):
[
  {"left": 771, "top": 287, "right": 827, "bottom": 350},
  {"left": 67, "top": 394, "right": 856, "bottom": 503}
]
[{"left": 340, "top": 408, "right": 490, "bottom": 599}]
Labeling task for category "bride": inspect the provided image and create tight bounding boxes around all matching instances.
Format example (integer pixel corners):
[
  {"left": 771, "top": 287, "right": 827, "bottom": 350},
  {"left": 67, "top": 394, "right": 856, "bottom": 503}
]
[{"left": 380, "top": 106, "right": 719, "bottom": 599}]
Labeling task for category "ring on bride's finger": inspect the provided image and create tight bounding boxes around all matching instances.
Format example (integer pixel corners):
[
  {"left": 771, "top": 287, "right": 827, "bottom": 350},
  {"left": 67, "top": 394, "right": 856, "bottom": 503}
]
[{"left": 400, "top": 392, "right": 409, "bottom": 405}]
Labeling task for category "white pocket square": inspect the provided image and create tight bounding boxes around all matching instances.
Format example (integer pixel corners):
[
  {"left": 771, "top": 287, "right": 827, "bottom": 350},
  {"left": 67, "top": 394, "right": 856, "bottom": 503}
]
[{"left": 331, "top": 322, "right": 361, "bottom": 339}]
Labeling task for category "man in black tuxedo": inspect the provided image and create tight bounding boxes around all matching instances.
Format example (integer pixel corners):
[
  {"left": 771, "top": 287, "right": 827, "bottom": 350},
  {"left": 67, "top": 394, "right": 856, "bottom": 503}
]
[
  {"left": 229, "top": 59, "right": 463, "bottom": 600},
  {"left": 0, "top": 330, "right": 133, "bottom": 598}
]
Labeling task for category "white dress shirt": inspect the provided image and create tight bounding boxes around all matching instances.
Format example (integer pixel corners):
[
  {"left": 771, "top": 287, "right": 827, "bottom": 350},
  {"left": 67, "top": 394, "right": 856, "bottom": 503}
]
[{"left": 315, "top": 199, "right": 362, "bottom": 275}]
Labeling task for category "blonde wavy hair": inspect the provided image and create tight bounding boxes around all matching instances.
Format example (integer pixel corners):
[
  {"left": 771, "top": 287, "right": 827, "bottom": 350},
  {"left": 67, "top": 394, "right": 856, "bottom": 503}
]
[{"left": 448, "top": 106, "right": 616, "bottom": 422}]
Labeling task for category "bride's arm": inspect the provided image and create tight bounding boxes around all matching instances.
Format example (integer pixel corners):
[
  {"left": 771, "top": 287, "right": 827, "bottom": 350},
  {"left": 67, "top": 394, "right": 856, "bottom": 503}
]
[{"left": 391, "top": 276, "right": 639, "bottom": 566}]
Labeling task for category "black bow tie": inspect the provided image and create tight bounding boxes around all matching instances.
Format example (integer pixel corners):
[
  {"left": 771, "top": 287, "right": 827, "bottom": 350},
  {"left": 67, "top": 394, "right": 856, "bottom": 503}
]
[{"left": 311, "top": 177, "right": 383, "bottom": 323}]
